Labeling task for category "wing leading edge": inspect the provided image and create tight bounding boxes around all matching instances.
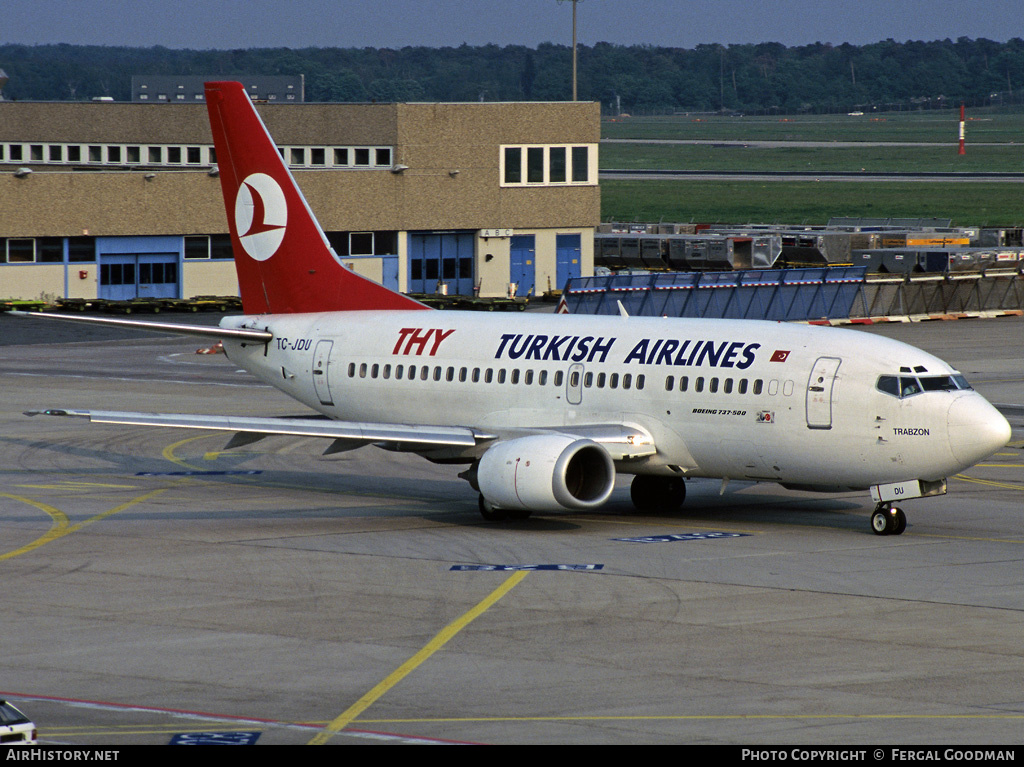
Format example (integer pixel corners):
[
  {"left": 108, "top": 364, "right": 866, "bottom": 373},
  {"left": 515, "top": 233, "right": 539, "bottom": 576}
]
[{"left": 24, "top": 409, "right": 657, "bottom": 461}]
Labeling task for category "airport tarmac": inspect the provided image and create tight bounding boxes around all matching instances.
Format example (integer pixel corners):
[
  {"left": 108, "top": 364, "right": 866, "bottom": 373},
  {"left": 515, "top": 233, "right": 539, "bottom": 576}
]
[{"left": 1, "top": 313, "right": 1023, "bottom": 745}]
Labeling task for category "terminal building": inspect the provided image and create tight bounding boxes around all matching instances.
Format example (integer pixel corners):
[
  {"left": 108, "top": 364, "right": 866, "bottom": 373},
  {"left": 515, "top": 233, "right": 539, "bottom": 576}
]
[{"left": 0, "top": 94, "right": 599, "bottom": 302}]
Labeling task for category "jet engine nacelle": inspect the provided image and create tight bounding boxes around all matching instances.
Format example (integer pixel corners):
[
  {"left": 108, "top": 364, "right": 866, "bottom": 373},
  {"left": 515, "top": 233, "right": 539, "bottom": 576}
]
[{"left": 477, "top": 434, "right": 616, "bottom": 511}]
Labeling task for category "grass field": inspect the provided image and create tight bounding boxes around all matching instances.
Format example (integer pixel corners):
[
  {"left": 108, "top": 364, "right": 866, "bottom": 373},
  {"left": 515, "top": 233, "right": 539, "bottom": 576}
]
[
  {"left": 601, "top": 109, "right": 1024, "bottom": 143},
  {"left": 601, "top": 179, "right": 1024, "bottom": 227},
  {"left": 599, "top": 108, "right": 1024, "bottom": 225},
  {"left": 601, "top": 143, "right": 1024, "bottom": 173}
]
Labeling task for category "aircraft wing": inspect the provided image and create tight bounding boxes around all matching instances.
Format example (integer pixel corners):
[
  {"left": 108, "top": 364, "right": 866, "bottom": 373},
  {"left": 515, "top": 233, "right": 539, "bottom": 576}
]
[
  {"left": 24, "top": 409, "right": 486, "bottom": 451},
  {"left": 24, "top": 409, "right": 657, "bottom": 460}
]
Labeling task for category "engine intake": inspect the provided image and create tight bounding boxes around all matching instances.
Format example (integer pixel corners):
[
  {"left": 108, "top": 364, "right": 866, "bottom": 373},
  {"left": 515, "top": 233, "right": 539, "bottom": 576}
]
[{"left": 477, "top": 434, "right": 616, "bottom": 511}]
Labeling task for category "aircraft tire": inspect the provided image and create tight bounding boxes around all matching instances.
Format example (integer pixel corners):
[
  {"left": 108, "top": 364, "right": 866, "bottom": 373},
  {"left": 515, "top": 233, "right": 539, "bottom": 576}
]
[
  {"left": 870, "top": 508, "right": 894, "bottom": 535},
  {"left": 631, "top": 475, "right": 686, "bottom": 512},
  {"left": 892, "top": 508, "right": 907, "bottom": 535}
]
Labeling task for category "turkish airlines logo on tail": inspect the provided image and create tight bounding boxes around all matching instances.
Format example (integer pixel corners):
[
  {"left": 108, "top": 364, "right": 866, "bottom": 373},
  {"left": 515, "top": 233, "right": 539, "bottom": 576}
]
[{"left": 235, "top": 173, "right": 287, "bottom": 261}]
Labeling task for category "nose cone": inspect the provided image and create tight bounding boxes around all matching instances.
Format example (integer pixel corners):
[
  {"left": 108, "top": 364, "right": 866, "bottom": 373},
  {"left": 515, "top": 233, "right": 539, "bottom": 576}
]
[{"left": 947, "top": 394, "right": 1012, "bottom": 468}]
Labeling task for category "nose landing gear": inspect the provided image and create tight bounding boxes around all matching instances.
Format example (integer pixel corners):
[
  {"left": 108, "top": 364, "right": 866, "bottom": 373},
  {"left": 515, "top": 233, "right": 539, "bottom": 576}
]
[{"left": 870, "top": 504, "right": 907, "bottom": 536}]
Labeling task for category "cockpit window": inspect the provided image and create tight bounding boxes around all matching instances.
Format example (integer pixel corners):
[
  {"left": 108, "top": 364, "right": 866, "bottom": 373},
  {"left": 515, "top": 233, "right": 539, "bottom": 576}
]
[
  {"left": 877, "top": 373, "right": 972, "bottom": 399},
  {"left": 920, "top": 375, "right": 964, "bottom": 392},
  {"left": 899, "top": 376, "right": 920, "bottom": 397},
  {"left": 876, "top": 375, "right": 900, "bottom": 397}
]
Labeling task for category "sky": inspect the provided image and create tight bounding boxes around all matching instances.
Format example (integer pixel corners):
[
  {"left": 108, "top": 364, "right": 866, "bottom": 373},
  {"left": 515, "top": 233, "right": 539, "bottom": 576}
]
[{"left": 3, "top": 0, "right": 1021, "bottom": 50}]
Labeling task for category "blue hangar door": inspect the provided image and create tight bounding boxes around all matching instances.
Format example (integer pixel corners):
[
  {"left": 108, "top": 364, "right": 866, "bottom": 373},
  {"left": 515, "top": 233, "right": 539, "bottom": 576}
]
[
  {"left": 408, "top": 232, "right": 475, "bottom": 295},
  {"left": 556, "top": 234, "right": 581, "bottom": 291},
  {"left": 510, "top": 235, "right": 536, "bottom": 297},
  {"left": 99, "top": 253, "right": 179, "bottom": 301}
]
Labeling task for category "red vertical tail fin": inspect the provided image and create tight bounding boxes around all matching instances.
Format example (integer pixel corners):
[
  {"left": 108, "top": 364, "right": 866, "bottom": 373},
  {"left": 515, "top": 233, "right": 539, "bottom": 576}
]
[{"left": 204, "top": 81, "right": 426, "bottom": 314}]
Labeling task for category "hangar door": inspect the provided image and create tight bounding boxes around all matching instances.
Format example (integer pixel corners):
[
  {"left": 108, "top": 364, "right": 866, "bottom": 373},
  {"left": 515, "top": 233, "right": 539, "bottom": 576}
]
[
  {"left": 408, "top": 232, "right": 475, "bottom": 295},
  {"left": 99, "top": 253, "right": 179, "bottom": 301},
  {"left": 510, "top": 235, "right": 536, "bottom": 297},
  {"left": 556, "top": 234, "right": 581, "bottom": 291}
]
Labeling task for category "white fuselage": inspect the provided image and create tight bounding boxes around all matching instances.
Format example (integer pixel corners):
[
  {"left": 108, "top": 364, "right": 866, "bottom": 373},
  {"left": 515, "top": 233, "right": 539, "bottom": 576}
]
[{"left": 220, "top": 311, "right": 1009, "bottom": 490}]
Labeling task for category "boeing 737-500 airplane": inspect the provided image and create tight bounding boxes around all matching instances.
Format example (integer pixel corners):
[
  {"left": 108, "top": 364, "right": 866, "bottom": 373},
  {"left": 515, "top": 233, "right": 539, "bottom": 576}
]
[{"left": 23, "top": 81, "right": 1012, "bottom": 535}]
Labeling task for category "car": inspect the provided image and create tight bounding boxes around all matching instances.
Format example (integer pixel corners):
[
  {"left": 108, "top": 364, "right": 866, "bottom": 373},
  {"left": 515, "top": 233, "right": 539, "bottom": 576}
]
[{"left": 0, "top": 700, "right": 37, "bottom": 745}]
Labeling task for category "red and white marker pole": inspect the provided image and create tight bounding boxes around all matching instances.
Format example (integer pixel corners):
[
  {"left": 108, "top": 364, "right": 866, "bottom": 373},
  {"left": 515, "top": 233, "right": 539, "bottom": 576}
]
[{"left": 958, "top": 103, "right": 966, "bottom": 156}]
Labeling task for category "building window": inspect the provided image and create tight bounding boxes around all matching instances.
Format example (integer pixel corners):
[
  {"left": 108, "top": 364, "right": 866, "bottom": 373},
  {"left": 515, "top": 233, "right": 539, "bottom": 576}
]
[
  {"left": 184, "top": 236, "right": 211, "bottom": 259},
  {"left": 5, "top": 239, "right": 36, "bottom": 263},
  {"left": 500, "top": 144, "right": 596, "bottom": 187},
  {"left": 527, "top": 147, "right": 544, "bottom": 182},
  {"left": 68, "top": 237, "right": 96, "bottom": 262},
  {"left": 503, "top": 147, "right": 522, "bottom": 183}
]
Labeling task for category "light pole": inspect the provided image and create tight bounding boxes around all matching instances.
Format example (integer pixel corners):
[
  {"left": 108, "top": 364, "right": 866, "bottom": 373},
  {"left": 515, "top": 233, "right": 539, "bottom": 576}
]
[{"left": 558, "top": 0, "right": 583, "bottom": 101}]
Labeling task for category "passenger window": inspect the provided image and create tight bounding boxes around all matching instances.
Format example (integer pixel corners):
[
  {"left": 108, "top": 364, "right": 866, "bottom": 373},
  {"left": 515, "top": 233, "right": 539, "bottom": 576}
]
[
  {"left": 636, "top": 374, "right": 645, "bottom": 390},
  {"left": 383, "top": 364, "right": 391, "bottom": 379},
  {"left": 485, "top": 368, "right": 493, "bottom": 384},
  {"left": 724, "top": 378, "right": 733, "bottom": 394},
  {"left": 768, "top": 379, "right": 779, "bottom": 395},
  {"left": 623, "top": 374, "right": 632, "bottom": 390},
  {"left": 433, "top": 366, "right": 442, "bottom": 381},
  {"left": 738, "top": 379, "right": 747, "bottom": 394},
  {"left": 396, "top": 365, "right": 404, "bottom": 380},
  {"left": 666, "top": 375, "right": 675, "bottom": 391},
  {"left": 539, "top": 370, "right": 548, "bottom": 385},
  {"left": 371, "top": 364, "right": 379, "bottom": 379},
  {"left": 459, "top": 367, "right": 467, "bottom": 383},
  {"left": 420, "top": 366, "right": 429, "bottom": 381},
  {"left": 525, "top": 370, "right": 534, "bottom": 385},
  {"left": 512, "top": 369, "right": 520, "bottom": 385},
  {"left": 753, "top": 379, "right": 763, "bottom": 395},
  {"left": 359, "top": 363, "right": 367, "bottom": 379},
  {"left": 783, "top": 380, "right": 794, "bottom": 396},
  {"left": 498, "top": 369, "right": 507, "bottom": 384},
  {"left": 446, "top": 367, "right": 455, "bottom": 382},
  {"left": 710, "top": 377, "right": 719, "bottom": 393},
  {"left": 472, "top": 368, "right": 480, "bottom": 383},
  {"left": 348, "top": 362, "right": 355, "bottom": 377},
  {"left": 610, "top": 373, "right": 619, "bottom": 389},
  {"left": 597, "top": 373, "right": 606, "bottom": 388},
  {"left": 695, "top": 377, "right": 704, "bottom": 393},
  {"left": 584, "top": 372, "right": 593, "bottom": 387},
  {"left": 554, "top": 371, "right": 564, "bottom": 387},
  {"left": 679, "top": 376, "right": 688, "bottom": 392}
]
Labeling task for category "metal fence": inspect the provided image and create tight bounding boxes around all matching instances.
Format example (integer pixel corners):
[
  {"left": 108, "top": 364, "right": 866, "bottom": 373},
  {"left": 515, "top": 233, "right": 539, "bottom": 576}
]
[{"left": 565, "top": 268, "right": 866, "bottom": 321}]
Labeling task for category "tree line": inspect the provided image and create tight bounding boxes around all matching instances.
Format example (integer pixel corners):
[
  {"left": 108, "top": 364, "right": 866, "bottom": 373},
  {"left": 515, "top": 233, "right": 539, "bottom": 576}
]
[{"left": 2, "top": 37, "right": 1023, "bottom": 114}]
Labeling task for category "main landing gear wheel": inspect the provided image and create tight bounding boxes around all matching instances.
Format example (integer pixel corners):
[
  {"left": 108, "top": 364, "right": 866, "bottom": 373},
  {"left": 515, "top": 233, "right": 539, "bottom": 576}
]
[
  {"left": 630, "top": 475, "right": 686, "bottom": 513},
  {"left": 870, "top": 505, "right": 907, "bottom": 536},
  {"left": 478, "top": 494, "right": 532, "bottom": 522}
]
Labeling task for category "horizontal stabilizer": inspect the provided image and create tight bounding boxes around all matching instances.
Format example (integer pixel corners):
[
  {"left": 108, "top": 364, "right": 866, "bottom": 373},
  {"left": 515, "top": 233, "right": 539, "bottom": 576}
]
[{"left": 8, "top": 311, "right": 273, "bottom": 343}]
